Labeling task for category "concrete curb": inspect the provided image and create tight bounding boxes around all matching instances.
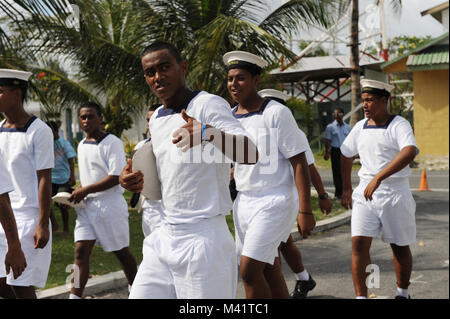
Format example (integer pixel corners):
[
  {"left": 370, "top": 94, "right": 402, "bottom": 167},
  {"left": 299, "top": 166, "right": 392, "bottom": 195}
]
[
  {"left": 290, "top": 210, "right": 352, "bottom": 242},
  {"left": 37, "top": 270, "right": 128, "bottom": 299},
  {"left": 37, "top": 210, "right": 351, "bottom": 299}
]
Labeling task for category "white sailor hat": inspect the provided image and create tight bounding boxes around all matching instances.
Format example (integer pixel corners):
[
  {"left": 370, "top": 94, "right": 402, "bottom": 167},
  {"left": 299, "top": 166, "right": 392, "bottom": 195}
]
[
  {"left": 0, "top": 68, "right": 32, "bottom": 87},
  {"left": 258, "top": 89, "right": 290, "bottom": 102},
  {"left": 223, "top": 51, "right": 268, "bottom": 74},
  {"left": 361, "top": 79, "right": 394, "bottom": 97}
]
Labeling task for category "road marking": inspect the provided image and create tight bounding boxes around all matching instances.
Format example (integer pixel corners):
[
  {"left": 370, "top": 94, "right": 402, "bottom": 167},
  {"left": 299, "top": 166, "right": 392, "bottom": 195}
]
[
  {"left": 410, "top": 274, "right": 428, "bottom": 284},
  {"left": 411, "top": 188, "right": 449, "bottom": 192},
  {"left": 322, "top": 187, "right": 449, "bottom": 193}
]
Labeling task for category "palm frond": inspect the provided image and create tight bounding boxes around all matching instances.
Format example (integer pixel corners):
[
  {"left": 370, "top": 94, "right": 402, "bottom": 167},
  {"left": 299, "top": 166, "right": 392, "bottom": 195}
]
[{"left": 259, "top": 0, "right": 337, "bottom": 38}]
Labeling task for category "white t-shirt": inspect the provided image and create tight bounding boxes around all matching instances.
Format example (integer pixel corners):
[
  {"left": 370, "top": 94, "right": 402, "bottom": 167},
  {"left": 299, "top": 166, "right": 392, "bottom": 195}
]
[
  {"left": 0, "top": 117, "right": 54, "bottom": 217},
  {"left": 232, "top": 99, "right": 309, "bottom": 192},
  {"left": 340, "top": 115, "right": 419, "bottom": 181},
  {"left": 149, "top": 90, "right": 249, "bottom": 225},
  {"left": 0, "top": 153, "right": 13, "bottom": 195},
  {"left": 77, "top": 133, "right": 126, "bottom": 197},
  {"left": 298, "top": 128, "right": 314, "bottom": 166}
]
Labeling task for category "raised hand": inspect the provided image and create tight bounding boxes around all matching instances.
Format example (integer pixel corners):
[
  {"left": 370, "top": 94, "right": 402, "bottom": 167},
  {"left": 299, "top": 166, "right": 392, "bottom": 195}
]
[{"left": 172, "top": 109, "right": 202, "bottom": 152}]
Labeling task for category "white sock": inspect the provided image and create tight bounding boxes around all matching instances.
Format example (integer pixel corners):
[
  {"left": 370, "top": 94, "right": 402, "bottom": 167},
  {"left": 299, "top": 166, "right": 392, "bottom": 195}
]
[
  {"left": 295, "top": 269, "right": 310, "bottom": 281},
  {"left": 69, "top": 293, "right": 82, "bottom": 299},
  {"left": 356, "top": 296, "right": 367, "bottom": 299},
  {"left": 396, "top": 287, "right": 409, "bottom": 298},
  {"left": 128, "top": 284, "right": 132, "bottom": 293}
]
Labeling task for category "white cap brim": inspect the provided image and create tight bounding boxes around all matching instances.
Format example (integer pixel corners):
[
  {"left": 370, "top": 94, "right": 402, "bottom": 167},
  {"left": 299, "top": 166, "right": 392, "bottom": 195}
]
[
  {"left": 361, "top": 78, "right": 394, "bottom": 93},
  {"left": 223, "top": 51, "right": 268, "bottom": 68},
  {"left": 258, "top": 89, "right": 290, "bottom": 102},
  {"left": 0, "top": 69, "right": 32, "bottom": 82}
]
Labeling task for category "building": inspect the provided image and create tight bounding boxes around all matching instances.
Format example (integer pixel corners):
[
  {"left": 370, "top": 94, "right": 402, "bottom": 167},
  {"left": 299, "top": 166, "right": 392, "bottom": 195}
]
[{"left": 382, "top": 13, "right": 448, "bottom": 170}]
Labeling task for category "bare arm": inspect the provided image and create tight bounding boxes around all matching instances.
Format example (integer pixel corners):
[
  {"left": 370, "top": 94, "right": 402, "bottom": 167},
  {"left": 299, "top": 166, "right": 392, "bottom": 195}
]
[
  {"left": 289, "top": 152, "right": 315, "bottom": 238},
  {"left": 340, "top": 154, "right": 354, "bottom": 210},
  {"left": 68, "top": 158, "right": 76, "bottom": 187},
  {"left": 172, "top": 110, "right": 258, "bottom": 164},
  {"left": 0, "top": 193, "right": 27, "bottom": 279},
  {"left": 309, "top": 164, "right": 332, "bottom": 215},
  {"left": 69, "top": 175, "right": 120, "bottom": 203},
  {"left": 35, "top": 169, "right": 52, "bottom": 249},
  {"left": 324, "top": 139, "right": 331, "bottom": 160},
  {"left": 204, "top": 126, "right": 258, "bottom": 164}
]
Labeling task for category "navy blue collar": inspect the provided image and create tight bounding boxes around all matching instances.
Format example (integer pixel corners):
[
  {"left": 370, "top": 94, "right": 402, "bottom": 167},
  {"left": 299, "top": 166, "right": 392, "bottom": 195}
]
[
  {"left": 83, "top": 133, "right": 110, "bottom": 145},
  {"left": 363, "top": 115, "right": 396, "bottom": 129},
  {"left": 0, "top": 116, "right": 37, "bottom": 133},
  {"left": 232, "top": 99, "right": 270, "bottom": 118},
  {"left": 156, "top": 90, "right": 202, "bottom": 119}
]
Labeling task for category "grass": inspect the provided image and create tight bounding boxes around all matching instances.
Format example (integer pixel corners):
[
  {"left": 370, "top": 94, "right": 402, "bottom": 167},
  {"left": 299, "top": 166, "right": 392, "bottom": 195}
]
[
  {"left": 312, "top": 151, "right": 362, "bottom": 170},
  {"left": 43, "top": 190, "right": 144, "bottom": 289},
  {"left": 42, "top": 190, "right": 346, "bottom": 289}
]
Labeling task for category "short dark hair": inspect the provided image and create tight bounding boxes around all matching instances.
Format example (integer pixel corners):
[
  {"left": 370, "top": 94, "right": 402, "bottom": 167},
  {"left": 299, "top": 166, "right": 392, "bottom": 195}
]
[
  {"left": 46, "top": 121, "right": 58, "bottom": 132},
  {"left": 79, "top": 101, "right": 103, "bottom": 117},
  {"left": 141, "top": 41, "right": 183, "bottom": 63},
  {"left": 148, "top": 104, "right": 160, "bottom": 112},
  {"left": 334, "top": 107, "right": 344, "bottom": 114}
]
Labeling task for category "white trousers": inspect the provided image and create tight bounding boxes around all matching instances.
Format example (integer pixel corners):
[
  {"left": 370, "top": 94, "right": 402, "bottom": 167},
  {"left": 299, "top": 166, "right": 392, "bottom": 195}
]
[
  {"left": 141, "top": 199, "right": 163, "bottom": 238},
  {"left": 233, "top": 186, "right": 298, "bottom": 265},
  {"left": 74, "top": 192, "right": 129, "bottom": 252},
  {"left": 0, "top": 213, "right": 52, "bottom": 288},
  {"left": 351, "top": 178, "right": 416, "bottom": 246},
  {"left": 129, "top": 215, "right": 237, "bottom": 299}
]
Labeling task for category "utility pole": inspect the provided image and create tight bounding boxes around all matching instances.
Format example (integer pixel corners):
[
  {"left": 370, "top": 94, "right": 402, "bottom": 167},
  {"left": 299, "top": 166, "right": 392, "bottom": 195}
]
[
  {"left": 380, "top": 0, "right": 389, "bottom": 61},
  {"left": 349, "top": 0, "right": 361, "bottom": 127}
]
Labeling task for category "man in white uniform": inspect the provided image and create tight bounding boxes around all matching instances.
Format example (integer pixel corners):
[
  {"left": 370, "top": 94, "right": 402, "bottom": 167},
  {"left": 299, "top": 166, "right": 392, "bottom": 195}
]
[
  {"left": 224, "top": 51, "right": 314, "bottom": 299},
  {"left": 259, "top": 89, "right": 332, "bottom": 299},
  {"left": 341, "top": 79, "right": 419, "bottom": 299},
  {"left": 0, "top": 69, "right": 54, "bottom": 299},
  {"left": 133, "top": 105, "right": 162, "bottom": 237},
  {"left": 119, "top": 42, "right": 258, "bottom": 299},
  {"left": 0, "top": 153, "right": 27, "bottom": 298},
  {"left": 68, "top": 102, "right": 137, "bottom": 299}
]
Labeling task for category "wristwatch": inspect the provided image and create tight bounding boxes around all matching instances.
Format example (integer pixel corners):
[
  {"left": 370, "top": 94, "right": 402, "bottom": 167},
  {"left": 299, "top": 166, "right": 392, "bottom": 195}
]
[{"left": 319, "top": 192, "right": 329, "bottom": 200}]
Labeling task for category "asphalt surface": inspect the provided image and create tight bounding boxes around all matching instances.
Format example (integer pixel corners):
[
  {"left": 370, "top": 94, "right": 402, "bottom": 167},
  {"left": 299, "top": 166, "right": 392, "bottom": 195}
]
[{"left": 90, "top": 169, "right": 449, "bottom": 300}]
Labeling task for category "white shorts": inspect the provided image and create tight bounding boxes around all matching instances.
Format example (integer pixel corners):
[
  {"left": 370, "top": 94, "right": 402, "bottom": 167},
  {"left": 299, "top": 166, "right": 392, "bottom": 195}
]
[
  {"left": 74, "top": 192, "right": 130, "bottom": 252},
  {"left": 129, "top": 215, "right": 237, "bottom": 299},
  {"left": 233, "top": 186, "right": 298, "bottom": 265},
  {"left": 351, "top": 178, "right": 416, "bottom": 246},
  {"left": 141, "top": 200, "right": 162, "bottom": 238},
  {"left": 0, "top": 213, "right": 52, "bottom": 288}
]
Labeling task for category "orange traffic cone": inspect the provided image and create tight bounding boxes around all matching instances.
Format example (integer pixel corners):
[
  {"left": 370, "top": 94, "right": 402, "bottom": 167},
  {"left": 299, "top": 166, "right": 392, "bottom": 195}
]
[{"left": 419, "top": 169, "right": 430, "bottom": 191}]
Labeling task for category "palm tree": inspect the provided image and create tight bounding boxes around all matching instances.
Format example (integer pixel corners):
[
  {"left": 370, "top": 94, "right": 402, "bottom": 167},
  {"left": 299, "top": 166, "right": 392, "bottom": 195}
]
[
  {"left": 348, "top": 0, "right": 402, "bottom": 127},
  {"left": 1, "top": 0, "right": 337, "bottom": 136}
]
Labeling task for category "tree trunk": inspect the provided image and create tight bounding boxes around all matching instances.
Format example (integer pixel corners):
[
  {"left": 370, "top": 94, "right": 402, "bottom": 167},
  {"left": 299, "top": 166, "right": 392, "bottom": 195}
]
[{"left": 349, "top": 0, "right": 361, "bottom": 127}]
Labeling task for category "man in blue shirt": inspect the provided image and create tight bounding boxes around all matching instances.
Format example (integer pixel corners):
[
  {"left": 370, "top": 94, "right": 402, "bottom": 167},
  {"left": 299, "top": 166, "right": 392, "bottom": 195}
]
[
  {"left": 324, "top": 108, "right": 351, "bottom": 199},
  {"left": 47, "top": 121, "right": 77, "bottom": 234}
]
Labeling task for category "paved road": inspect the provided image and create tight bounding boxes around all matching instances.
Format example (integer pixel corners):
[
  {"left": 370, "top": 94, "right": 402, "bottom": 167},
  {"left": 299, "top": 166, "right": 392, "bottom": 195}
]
[
  {"left": 91, "top": 171, "right": 449, "bottom": 299},
  {"left": 318, "top": 168, "right": 449, "bottom": 191}
]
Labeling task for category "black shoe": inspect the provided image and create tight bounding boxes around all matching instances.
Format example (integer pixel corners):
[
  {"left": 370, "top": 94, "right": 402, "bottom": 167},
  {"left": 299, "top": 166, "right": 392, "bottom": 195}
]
[
  {"left": 395, "top": 295, "right": 411, "bottom": 299},
  {"left": 291, "top": 275, "right": 316, "bottom": 299}
]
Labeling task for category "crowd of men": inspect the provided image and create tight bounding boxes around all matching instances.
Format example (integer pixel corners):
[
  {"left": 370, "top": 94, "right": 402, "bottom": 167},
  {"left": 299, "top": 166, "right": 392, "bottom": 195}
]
[{"left": 0, "top": 41, "right": 418, "bottom": 300}]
